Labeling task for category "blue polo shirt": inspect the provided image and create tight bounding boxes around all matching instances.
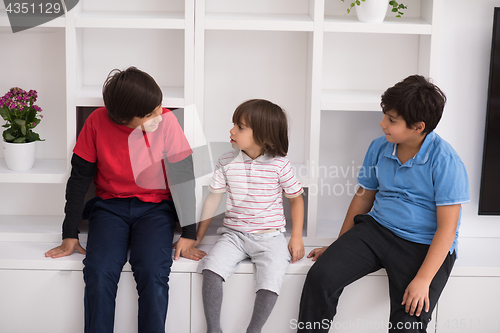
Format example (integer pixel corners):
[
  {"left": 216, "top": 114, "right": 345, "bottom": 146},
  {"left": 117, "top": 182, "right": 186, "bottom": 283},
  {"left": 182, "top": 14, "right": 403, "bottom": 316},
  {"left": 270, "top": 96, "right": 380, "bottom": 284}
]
[{"left": 358, "top": 131, "right": 469, "bottom": 253}]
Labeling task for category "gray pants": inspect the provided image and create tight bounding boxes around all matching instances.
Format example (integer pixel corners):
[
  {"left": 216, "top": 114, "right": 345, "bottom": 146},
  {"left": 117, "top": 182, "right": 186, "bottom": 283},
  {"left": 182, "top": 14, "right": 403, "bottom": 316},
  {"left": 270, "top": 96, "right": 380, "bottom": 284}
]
[{"left": 197, "top": 227, "right": 291, "bottom": 295}]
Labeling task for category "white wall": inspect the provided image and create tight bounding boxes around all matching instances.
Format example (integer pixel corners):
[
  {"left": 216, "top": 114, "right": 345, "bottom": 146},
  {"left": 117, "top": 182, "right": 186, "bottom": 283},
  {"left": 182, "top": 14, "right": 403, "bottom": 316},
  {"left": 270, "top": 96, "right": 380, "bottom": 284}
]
[{"left": 436, "top": 0, "right": 500, "bottom": 238}]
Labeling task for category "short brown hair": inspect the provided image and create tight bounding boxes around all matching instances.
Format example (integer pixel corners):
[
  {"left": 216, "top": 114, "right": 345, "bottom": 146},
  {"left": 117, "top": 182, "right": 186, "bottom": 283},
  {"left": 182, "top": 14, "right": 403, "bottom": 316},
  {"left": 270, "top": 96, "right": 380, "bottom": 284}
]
[
  {"left": 381, "top": 75, "right": 446, "bottom": 134},
  {"left": 102, "top": 67, "right": 163, "bottom": 125},
  {"left": 232, "top": 99, "right": 289, "bottom": 157}
]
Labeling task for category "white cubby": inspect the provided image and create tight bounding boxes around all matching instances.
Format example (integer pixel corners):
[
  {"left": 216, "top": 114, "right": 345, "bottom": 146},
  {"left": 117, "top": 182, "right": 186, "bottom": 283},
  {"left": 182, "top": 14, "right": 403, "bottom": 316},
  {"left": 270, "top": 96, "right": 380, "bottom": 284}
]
[
  {"left": 321, "top": 32, "right": 421, "bottom": 111},
  {"left": 0, "top": 26, "right": 67, "bottom": 180},
  {"left": 75, "top": 27, "right": 185, "bottom": 107},
  {"left": 317, "top": 110, "right": 383, "bottom": 238},
  {"left": 202, "top": 29, "right": 310, "bottom": 165}
]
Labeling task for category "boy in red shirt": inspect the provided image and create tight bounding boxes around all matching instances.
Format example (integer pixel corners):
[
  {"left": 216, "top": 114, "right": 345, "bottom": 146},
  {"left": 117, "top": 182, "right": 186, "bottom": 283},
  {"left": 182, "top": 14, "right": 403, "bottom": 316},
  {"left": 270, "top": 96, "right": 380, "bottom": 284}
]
[{"left": 46, "top": 67, "right": 204, "bottom": 333}]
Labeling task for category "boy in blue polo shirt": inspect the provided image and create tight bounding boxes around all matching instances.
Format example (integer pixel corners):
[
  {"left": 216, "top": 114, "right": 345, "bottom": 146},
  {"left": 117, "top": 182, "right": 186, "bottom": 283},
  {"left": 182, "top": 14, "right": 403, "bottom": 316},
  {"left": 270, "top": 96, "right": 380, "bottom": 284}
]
[{"left": 297, "top": 75, "right": 469, "bottom": 333}]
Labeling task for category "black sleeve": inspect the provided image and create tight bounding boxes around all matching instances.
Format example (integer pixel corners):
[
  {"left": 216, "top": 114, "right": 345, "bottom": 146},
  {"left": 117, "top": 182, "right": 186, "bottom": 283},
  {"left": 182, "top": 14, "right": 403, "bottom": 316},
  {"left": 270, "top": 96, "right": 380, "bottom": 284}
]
[
  {"left": 167, "top": 154, "right": 197, "bottom": 240},
  {"left": 62, "top": 153, "right": 97, "bottom": 239}
]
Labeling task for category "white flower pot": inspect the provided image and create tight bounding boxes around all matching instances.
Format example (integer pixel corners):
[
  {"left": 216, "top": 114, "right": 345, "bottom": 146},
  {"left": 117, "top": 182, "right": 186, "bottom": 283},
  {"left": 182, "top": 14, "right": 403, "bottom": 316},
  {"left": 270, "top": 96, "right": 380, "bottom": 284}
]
[
  {"left": 355, "top": 0, "right": 390, "bottom": 23},
  {"left": 3, "top": 141, "right": 36, "bottom": 171}
]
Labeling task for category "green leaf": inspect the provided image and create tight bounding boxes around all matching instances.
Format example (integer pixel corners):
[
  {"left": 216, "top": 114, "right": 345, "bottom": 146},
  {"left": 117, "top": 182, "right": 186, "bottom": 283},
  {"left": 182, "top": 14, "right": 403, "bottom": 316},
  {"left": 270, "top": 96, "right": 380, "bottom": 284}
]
[
  {"left": 389, "top": 0, "right": 396, "bottom": 5},
  {"left": 14, "top": 119, "right": 25, "bottom": 127},
  {"left": 26, "top": 108, "right": 36, "bottom": 123},
  {"left": 21, "top": 125, "right": 26, "bottom": 136},
  {"left": 0, "top": 107, "right": 9, "bottom": 120},
  {"left": 392, "top": 8, "right": 398, "bottom": 12},
  {"left": 4, "top": 132, "right": 15, "bottom": 141},
  {"left": 26, "top": 131, "right": 40, "bottom": 142},
  {"left": 13, "top": 137, "right": 26, "bottom": 143},
  {"left": 356, "top": 0, "right": 361, "bottom": 5}
]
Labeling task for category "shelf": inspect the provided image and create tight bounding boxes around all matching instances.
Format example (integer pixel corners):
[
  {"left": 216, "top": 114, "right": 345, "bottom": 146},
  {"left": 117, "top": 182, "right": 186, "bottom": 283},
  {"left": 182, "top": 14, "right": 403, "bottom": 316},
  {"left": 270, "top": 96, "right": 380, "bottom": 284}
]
[
  {"left": 74, "top": 11, "right": 184, "bottom": 29},
  {"left": 324, "top": 15, "right": 432, "bottom": 34},
  {"left": 321, "top": 90, "right": 384, "bottom": 111},
  {"left": 0, "top": 159, "right": 67, "bottom": 183},
  {"left": 76, "top": 85, "right": 185, "bottom": 108},
  {"left": 204, "top": 13, "right": 314, "bottom": 31}
]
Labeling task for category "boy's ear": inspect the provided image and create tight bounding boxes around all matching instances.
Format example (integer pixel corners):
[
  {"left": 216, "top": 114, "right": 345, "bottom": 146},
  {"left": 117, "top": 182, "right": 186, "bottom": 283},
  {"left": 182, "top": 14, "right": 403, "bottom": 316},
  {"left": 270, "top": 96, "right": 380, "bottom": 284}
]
[{"left": 413, "top": 121, "right": 426, "bottom": 134}]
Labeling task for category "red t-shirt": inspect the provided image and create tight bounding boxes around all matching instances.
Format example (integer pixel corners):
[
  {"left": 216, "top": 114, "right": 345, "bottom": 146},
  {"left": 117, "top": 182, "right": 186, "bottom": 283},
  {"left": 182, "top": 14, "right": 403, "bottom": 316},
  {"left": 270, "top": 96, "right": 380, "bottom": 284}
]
[{"left": 74, "top": 107, "right": 192, "bottom": 203}]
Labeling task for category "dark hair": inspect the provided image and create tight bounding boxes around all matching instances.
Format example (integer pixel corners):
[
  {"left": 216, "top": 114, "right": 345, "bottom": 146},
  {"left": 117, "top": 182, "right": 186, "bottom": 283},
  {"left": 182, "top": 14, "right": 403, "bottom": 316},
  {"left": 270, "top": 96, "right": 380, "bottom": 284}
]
[
  {"left": 232, "top": 99, "right": 289, "bottom": 157},
  {"left": 380, "top": 74, "right": 446, "bottom": 134},
  {"left": 102, "top": 67, "right": 163, "bottom": 125}
]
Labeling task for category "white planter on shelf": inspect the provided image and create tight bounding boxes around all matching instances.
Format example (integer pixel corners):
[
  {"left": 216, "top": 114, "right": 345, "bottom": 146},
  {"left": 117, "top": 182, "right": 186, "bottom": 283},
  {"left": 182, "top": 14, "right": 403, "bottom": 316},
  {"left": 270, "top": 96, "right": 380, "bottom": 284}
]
[
  {"left": 3, "top": 141, "right": 36, "bottom": 171},
  {"left": 355, "top": 0, "right": 389, "bottom": 23}
]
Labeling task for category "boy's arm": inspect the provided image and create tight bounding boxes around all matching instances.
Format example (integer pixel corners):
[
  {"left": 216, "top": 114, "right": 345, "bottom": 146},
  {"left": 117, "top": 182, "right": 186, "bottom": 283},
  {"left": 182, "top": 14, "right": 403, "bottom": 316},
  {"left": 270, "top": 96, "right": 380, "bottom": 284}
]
[
  {"left": 197, "top": 191, "right": 224, "bottom": 243},
  {"left": 287, "top": 194, "right": 305, "bottom": 263},
  {"left": 174, "top": 191, "right": 224, "bottom": 260},
  {"left": 308, "top": 187, "right": 377, "bottom": 261},
  {"left": 402, "top": 204, "right": 460, "bottom": 317},
  {"left": 45, "top": 154, "right": 94, "bottom": 258},
  {"left": 338, "top": 187, "right": 377, "bottom": 237}
]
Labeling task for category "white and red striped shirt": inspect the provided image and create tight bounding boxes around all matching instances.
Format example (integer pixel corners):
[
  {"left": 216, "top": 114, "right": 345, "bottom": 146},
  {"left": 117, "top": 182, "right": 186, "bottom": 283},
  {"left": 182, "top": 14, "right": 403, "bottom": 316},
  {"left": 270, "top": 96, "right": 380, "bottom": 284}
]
[{"left": 209, "top": 150, "right": 303, "bottom": 233}]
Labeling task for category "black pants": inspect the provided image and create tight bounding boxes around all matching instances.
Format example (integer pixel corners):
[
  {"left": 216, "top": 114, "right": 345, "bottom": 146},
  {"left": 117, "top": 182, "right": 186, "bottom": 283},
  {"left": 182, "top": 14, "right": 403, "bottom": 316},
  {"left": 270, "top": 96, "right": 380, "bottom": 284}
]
[{"left": 298, "top": 215, "right": 456, "bottom": 333}]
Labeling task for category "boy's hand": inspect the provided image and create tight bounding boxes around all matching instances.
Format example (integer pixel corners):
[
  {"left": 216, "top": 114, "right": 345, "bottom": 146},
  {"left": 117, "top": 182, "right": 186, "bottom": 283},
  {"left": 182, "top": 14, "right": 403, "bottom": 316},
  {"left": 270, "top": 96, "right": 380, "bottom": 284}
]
[
  {"left": 45, "top": 238, "right": 86, "bottom": 258},
  {"left": 288, "top": 236, "right": 305, "bottom": 263},
  {"left": 307, "top": 246, "right": 328, "bottom": 261},
  {"left": 173, "top": 237, "right": 207, "bottom": 261},
  {"left": 402, "top": 276, "right": 431, "bottom": 317}
]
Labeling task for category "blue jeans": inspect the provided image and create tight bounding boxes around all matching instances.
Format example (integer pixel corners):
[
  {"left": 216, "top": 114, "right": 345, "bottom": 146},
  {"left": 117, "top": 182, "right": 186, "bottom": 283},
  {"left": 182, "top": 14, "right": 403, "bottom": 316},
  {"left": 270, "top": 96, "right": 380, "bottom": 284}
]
[{"left": 83, "top": 197, "right": 177, "bottom": 333}]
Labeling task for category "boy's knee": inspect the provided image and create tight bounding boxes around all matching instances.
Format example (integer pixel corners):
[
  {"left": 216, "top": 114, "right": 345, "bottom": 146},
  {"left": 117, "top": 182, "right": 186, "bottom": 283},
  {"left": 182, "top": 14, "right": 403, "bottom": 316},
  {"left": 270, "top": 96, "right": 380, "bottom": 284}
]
[
  {"left": 83, "top": 254, "right": 125, "bottom": 283},
  {"left": 305, "top": 262, "right": 331, "bottom": 287}
]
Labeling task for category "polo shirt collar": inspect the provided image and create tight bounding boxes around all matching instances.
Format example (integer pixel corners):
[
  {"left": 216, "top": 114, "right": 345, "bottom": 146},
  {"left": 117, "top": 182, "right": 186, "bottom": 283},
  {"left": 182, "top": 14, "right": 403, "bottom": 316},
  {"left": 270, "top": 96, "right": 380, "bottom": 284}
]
[
  {"left": 383, "top": 131, "right": 436, "bottom": 166},
  {"left": 413, "top": 131, "right": 436, "bottom": 164},
  {"left": 239, "top": 150, "right": 274, "bottom": 162}
]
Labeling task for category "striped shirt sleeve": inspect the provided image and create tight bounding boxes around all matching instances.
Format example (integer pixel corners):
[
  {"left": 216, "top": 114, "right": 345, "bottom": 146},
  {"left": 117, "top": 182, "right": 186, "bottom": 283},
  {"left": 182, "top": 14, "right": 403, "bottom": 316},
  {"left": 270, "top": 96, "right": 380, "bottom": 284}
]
[
  {"left": 278, "top": 158, "right": 303, "bottom": 198},
  {"left": 209, "top": 157, "right": 227, "bottom": 193}
]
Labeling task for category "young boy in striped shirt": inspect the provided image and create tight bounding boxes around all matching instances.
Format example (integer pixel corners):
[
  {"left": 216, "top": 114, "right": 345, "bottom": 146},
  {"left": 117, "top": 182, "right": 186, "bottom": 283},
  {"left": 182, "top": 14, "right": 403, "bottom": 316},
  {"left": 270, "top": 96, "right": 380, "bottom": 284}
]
[{"left": 194, "top": 99, "right": 305, "bottom": 333}]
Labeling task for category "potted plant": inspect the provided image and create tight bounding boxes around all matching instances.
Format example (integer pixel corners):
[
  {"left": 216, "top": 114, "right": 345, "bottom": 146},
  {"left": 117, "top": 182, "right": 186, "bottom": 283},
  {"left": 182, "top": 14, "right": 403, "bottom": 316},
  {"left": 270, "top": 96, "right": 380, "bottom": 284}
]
[
  {"left": 0, "top": 87, "right": 44, "bottom": 170},
  {"left": 343, "top": 0, "right": 407, "bottom": 23}
]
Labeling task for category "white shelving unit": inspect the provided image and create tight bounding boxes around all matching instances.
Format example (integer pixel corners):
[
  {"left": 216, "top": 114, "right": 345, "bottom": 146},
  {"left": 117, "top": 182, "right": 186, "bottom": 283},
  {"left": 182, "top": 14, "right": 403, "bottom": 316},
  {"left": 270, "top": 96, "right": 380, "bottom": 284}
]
[
  {"left": 0, "top": 0, "right": 443, "bottom": 244},
  {"left": 0, "top": 0, "right": 444, "bottom": 246}
]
